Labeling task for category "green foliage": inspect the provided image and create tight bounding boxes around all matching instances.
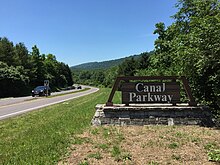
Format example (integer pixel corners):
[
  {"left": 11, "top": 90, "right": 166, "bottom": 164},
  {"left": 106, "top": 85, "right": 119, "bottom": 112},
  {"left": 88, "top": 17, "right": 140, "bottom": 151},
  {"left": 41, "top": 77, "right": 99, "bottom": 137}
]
[
  {"left": 204, "top": 142, "right": 220, "bottom": 162},
  {"left": 111, "top": 145, "right": 121, "bottom": 158},
  {"left": 0, "top": 37, "right": 73, "bottom": 97},
  {"left": 0, "top": 37, "right": 16, "bottom": 66},
  {"left": 0, "top": 62, "right": 29, "bottom": 97},
  {"left": 72, "top": 51, "right": 153, "bottom": 87},
  {"left": 103, "top": 66, "right": 119, "bottom": 87},
  {"left": 208, "top": 149, "right": 220, "bottom": 162},
  {"left": 87, "top": 152, "right": 102, "bottom": 160},
  {"left": 30, "top": 45, "right": 46, "bottom": 87},
  {"left": 146, "top": 0, "right": 220, "bottom": 117},
  {"left": 118, "top": 57, "right": 137, "bottom": 76},
  {"left": 71, "top": 54, "right": 141, "bottom": 70},
  {"left": 168, "top": 142, "right": 179, "bottom": 149},
  {"left": 95, "top": 143, "right": 109, "bottom": 150},
  {"left": 204, "top": 142, "right": 218, "bottom": 150},
  {"left": 78, "top": 160, "right": 89, "bottom": 165}
]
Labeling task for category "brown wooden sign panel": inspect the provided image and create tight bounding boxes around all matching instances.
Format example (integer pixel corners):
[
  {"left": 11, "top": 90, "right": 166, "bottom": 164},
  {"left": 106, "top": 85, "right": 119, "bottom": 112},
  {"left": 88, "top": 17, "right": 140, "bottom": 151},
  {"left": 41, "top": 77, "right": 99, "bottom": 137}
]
[
  {"left": 106, "top": 76, "right": 197, "bottom": 106},
  {"left": 121, "top": 82, "right": 180, "bottom": 104}
]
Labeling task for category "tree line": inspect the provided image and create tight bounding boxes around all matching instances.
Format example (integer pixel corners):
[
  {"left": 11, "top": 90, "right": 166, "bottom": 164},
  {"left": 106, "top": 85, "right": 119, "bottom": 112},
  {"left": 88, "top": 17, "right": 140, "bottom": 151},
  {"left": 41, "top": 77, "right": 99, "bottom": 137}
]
[
  {"left": 74, "top": 0, "right": 220, "bottom": 118},
  {"left": 0, "top": 38, "right": 73, "bottom": 97},
  {"left": 72, "top": 51, "right": 153, "bottom": 87}
]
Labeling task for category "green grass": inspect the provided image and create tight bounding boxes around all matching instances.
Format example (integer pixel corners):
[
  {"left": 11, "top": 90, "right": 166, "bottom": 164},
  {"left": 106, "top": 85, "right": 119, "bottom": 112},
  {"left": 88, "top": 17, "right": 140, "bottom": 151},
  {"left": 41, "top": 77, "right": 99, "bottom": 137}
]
[
  {"left": 204, "top": 142, "right": 220, "bottom": 162},
  {"left": 78, "top": 160, "right": 89, "bottom": 165},
  {"left": 0, "top": 88, "right": 118, "bottom": 164},
  {"left": 95, "top": 143, "right": 109, "bottom": 150},
  {"left": 168, "top": 142, "right": 179, "bottom": 149},
  {"left": 111, "top": 145, "right": 121, "bottom": 158},
  {"left": 87, "top": 152, "right": 102, "bottom": 160}
]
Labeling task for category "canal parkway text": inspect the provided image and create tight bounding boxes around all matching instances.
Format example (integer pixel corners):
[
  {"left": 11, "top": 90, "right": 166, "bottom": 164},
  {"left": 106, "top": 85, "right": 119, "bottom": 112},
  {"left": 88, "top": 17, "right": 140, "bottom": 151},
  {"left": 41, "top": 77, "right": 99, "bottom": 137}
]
[{"left": 121, "top": 82, "right": 180, "bottom": 104}]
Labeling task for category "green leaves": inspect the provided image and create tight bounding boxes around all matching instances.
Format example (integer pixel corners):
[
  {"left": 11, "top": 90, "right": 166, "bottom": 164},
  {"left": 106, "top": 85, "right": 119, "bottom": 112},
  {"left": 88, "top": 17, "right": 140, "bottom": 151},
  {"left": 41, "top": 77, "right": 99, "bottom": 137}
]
[
  {"left": 150, "top": 0, "right": 220, "bottom": 116},
  {"left": 0, "top": 62, "right": 29, "bottom": 97},
  {"left": 0, "top": 38, "right": 73, "bottom": 97}
]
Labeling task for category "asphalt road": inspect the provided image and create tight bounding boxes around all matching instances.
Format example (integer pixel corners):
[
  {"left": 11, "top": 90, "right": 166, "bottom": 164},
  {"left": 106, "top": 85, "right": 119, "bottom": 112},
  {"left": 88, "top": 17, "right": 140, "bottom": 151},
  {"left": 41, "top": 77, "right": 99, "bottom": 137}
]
[{"left": 0, "top": 86, "right": 99, "bottom": 120}]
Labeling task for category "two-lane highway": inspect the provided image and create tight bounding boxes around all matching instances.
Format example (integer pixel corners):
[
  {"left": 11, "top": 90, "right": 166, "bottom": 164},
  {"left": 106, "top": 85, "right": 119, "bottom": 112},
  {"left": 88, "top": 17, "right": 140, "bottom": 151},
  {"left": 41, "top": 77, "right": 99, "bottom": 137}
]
[{"left": 0, "top": 86, "right": 99, "bottom": 120}]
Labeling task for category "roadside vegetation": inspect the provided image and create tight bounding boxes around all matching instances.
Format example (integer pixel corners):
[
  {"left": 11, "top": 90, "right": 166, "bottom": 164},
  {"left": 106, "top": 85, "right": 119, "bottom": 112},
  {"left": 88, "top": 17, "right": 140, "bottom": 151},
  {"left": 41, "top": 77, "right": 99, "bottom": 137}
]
[
  {"left": 0, "top": 40, "right": 73, "bottom": 98},
  {"left": 0, "top": 88, "right": 219, "bottom": 164}
]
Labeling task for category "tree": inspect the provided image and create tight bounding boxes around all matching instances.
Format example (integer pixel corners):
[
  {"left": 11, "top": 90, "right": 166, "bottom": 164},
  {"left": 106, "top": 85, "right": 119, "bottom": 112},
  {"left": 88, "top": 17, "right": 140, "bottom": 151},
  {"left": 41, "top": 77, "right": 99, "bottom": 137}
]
[
  {"left": 14, "top": 43, "right": 29, "bottom": 68},
  {"left": 91, "top": 71, "right": 105, "bottom": 85},
  {"left": 103, "top": 66, "right": 119, "bottom": 87},
  {"left": 137, "top": 52, "right": 150, "bottom": 70},
  {"left": 0, "top": 37, "right": 16, "bottom": 66},
  {"left": 0, "top": 62, "right": 29, "bottom": 97},
  {"left": 55, "top": 62, "right": 73, "bottom": 88},
  {"left": 0, "top": 38, "right": 74, "bottom": 97},
  {"left": 30, "top": 45, "right": 46, "bottom": 87},
  {"left": 118, "top": 57, "right": 137, "bottom": 76},
  {"left": 43, "top": 54, "right": 57, "bottom": 89},
  {"left": 151, "top": 0, "right": 220, "bottom": 115}
]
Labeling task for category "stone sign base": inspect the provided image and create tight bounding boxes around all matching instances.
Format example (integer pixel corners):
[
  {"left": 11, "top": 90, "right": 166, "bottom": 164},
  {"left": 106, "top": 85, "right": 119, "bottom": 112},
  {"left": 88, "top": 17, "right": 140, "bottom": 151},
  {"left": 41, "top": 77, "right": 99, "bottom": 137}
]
[{"left": 91, "top": 104, "right": 213, "bottom": 126}]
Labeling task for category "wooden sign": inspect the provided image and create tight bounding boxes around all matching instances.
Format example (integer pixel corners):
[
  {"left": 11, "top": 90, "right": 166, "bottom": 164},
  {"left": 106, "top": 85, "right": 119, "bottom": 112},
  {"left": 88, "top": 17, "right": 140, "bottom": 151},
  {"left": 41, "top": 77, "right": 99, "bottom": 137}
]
[
  {"left": 121, "top": 82, "right": 180, "bottom": 104},
  {"left": 106, "top": 76, "right": 197, "bottom": 106}
]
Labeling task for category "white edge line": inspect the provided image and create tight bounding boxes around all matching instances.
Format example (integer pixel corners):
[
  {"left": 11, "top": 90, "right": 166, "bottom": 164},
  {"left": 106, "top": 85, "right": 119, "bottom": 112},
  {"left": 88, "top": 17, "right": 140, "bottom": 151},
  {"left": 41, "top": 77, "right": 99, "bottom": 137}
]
[{"left": 0, "top": 88, "right": 99, "bottom": 120}]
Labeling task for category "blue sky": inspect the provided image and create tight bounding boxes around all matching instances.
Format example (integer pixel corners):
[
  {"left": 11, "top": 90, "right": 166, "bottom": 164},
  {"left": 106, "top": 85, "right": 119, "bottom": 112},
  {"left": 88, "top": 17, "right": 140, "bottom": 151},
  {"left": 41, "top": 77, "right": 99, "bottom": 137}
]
[{"left": 0, "top": 0, "right": 178, "bottom": 66}]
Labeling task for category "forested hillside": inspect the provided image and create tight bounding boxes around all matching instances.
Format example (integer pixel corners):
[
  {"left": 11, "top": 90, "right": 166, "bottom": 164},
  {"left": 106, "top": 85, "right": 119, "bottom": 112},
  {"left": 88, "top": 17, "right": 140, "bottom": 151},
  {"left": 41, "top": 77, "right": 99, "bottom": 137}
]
[
  {"left": 0, "top": 38, "right": 73, "bottom": 98},
  {"left": 72, "top": 51, "right": 153, "bottom": 87},
  {"left": 71, "top": 54, "right": 142, "bottom": 70},
  {"left": 73, "top": 0, "right": 220, "bottom": 119}
]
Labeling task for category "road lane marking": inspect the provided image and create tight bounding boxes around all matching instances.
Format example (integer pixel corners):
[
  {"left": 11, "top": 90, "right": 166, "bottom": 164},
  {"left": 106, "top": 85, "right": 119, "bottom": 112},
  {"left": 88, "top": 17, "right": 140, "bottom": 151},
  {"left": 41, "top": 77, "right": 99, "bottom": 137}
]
[
  {"left": 0, "top": 88, "right": 87, "bottom": 109},
  {"left": 0, "top": 97, "right": 43, "bottom": 109},
  {"left": 0, "top": 88, "right": 99, "bottom": 120}
]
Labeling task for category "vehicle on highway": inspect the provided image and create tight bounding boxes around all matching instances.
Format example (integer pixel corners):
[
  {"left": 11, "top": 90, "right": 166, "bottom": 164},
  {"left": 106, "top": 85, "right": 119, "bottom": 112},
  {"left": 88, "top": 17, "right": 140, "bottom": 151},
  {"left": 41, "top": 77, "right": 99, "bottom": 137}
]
[
  {"left": 32, "top": 86, "right": 51, "bottom": 97},
  {"left": 76, "top": 85, "right": 82, "bottom": 89}
]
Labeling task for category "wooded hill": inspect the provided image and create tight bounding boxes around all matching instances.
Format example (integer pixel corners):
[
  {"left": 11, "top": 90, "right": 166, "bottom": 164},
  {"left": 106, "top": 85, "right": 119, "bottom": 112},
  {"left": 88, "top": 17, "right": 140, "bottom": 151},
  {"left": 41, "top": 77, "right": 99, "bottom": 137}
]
[
  {"left": 71, "top": 51, "right": 153, "bottom": 86},
  {"left": 71, "top": 54, "right": 143, "bottom": 70}
]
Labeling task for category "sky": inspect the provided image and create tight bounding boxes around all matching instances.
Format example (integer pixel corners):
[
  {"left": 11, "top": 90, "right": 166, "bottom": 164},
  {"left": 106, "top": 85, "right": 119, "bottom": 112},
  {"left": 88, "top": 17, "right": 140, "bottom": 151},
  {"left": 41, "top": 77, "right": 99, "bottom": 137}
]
[{"left": 0, "top": 0, "right": 178, "bottom": 66}]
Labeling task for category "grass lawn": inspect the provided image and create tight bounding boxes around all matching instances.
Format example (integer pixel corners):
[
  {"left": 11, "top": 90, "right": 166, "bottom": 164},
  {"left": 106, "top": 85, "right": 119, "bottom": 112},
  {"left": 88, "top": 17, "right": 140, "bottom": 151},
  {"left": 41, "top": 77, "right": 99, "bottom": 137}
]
[
  {"left": 0, "top": 88, "right": 120, "bottom": 164},
  {"left": 0, "top": 88, "right": 219, "bottom": 164}
]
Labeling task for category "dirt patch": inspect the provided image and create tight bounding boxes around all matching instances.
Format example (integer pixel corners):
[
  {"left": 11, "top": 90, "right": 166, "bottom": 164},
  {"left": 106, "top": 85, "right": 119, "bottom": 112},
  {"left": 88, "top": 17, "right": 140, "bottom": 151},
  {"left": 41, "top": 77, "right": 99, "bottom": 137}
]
[{"left": 59, "top": 126, "right": 220, "bottom": 165}]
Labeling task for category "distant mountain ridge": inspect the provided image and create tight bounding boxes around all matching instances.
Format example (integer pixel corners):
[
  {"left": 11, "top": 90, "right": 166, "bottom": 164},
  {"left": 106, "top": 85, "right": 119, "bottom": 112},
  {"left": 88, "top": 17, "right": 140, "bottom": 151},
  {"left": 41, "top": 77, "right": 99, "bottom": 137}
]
[{"left": 71, "top": 54, "right": 141, "bottom": 70}]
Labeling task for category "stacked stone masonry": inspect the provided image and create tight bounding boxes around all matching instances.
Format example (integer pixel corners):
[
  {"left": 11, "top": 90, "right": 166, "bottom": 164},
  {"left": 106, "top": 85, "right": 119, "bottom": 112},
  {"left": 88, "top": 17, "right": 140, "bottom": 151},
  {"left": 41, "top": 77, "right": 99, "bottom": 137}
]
[{"left": 91, "top": 104, "right": 213, "bottom": 126}]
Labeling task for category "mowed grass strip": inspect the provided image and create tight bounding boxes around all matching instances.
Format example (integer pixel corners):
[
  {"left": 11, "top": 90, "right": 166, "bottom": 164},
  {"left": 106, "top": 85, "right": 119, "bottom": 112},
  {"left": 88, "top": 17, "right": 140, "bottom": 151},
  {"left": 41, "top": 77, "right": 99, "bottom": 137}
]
[{"left": 0, "top": 88, "right": 119, "bottom": 164}]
